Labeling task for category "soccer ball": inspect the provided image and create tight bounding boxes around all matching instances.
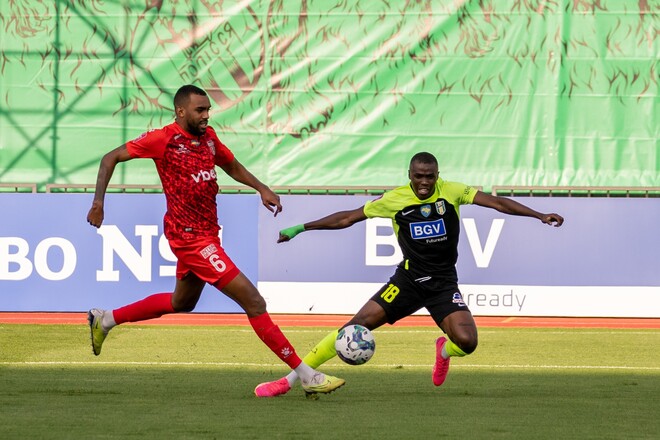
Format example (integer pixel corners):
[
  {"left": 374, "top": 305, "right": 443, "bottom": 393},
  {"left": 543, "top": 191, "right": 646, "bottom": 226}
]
[{"left": 335, "top": 324, "right": 376, "bottom": 365}]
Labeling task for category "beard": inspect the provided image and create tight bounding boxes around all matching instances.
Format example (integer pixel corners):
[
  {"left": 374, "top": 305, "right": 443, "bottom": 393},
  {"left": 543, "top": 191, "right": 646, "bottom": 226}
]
[{"left": 185, "top": 120, "right": 208, "bottom": 136}]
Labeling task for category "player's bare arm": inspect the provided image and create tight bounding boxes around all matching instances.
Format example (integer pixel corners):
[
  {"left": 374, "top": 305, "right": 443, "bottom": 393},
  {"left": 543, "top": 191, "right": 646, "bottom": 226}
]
[
  {"left": 473, "top": 191, "right": 564, "bottom": 227},
  {"left": 87, "top": 145, "right": 133, "bottom": 228},
  {"left": 278, "top": 206, "right": 367, "bottom": 243},
  {"left": 219, "top": 158, "right": 282, "bottom": 216}
]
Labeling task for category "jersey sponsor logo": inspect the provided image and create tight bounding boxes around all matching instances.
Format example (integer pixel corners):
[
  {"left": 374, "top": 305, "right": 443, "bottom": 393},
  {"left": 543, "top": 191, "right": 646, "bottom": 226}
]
[
  {"left": 207, "top": 140, "right": 216, "bottom": 155},
  {"left": 200, "top": 243, "right": 218, "bottom": 258},
  {"left": 452, "top": 292, "right": 467, "bottom": 307},
  {"left": 421, "top": 205, "right": 432, "bottom": 217},
  {"left": 191, "top": 168, "right": 217, "bottom": 183},
  {"left": 436, "top": 200, "right": 446, "bottom": 215},
  {"left": 410, "top": 219, "right": 446, "bottom": 239},
  {"left": 200, "top": 243, "right": 227, "bottom": 272}
]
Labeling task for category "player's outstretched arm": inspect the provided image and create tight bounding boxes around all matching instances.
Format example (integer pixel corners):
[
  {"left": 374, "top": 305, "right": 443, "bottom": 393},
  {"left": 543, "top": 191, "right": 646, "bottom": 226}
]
[
  {"left": 87, "top": 145, "right": 133, "bottom": 228},
  {"left": 220, "top": 158, "right": 282, "bottom": 216},
  {"left": 278, "top": 206, "right": 367, "bottom": 243},
  {"left": 473, "top": 191, "right": 564, "bottom": 227}
]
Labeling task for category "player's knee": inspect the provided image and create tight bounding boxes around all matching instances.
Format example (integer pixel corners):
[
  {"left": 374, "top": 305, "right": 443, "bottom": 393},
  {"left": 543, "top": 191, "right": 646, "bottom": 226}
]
[
  {"left": 243, "top": 294, "right": 267, "bottom": 317},
  {"left": 462, "top": 339, "right": 478, "bottom": 355},
  {"left": 455, "top": 334, "right": 478, "bottom": 355},
  {"left": 172, "top": 297, "right": 197, "bottom": 313},
  {"left": 176, "top": 304, "right": 195, "bottom": 313}
]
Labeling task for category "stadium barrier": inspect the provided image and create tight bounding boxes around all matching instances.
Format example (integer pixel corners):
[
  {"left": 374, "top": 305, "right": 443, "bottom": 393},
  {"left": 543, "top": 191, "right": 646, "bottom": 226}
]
[
  {"left": 2, "top": 183, "right": 658, "bottom": 197},
  {"left": 492, "top": 186, "right": 660, "bottom": 198},
  {"left": 0, "top": 183, "right": 38, "bottom": 193},
  {"left": 42, "top": 184, "right": 398, "bottom": 196}
]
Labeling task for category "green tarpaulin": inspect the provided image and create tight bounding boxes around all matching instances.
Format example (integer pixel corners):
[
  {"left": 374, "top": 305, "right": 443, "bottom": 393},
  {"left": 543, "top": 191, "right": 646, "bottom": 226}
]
[{"left": 0, "top": 1, "right": 657, "bottom": 190}]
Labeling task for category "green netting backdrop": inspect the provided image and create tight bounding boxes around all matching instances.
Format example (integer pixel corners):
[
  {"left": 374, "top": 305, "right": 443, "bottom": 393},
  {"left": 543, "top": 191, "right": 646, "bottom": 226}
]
[{"left": 0, "top": 1, "right": 657, "bottom": 190}]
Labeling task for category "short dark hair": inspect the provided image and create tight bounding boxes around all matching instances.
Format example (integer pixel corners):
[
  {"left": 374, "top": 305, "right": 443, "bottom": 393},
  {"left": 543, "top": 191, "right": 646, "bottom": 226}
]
[
  {"left": 173, "top": 84, "right": 207, "bottom": 108},
  {"left": 409, "top": 152, "right": 438, "bottom": 168}
]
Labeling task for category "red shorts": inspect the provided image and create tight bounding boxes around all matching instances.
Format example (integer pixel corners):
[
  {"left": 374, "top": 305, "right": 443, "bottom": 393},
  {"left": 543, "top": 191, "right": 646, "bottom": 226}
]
[{"left": 168, "top": 236, "right": 240, "bottom": 289}]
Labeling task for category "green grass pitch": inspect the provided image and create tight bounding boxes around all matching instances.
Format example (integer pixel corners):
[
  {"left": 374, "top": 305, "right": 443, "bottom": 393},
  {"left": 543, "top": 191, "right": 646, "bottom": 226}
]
[{"left": 1, "top": 324, "right": 659, "bottom": 439}]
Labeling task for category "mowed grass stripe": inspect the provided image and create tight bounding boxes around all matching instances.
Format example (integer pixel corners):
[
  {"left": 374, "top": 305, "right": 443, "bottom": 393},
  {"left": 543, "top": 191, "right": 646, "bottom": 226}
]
[{"left": 1, "top": 324, "right": 659, "bottom": 439}]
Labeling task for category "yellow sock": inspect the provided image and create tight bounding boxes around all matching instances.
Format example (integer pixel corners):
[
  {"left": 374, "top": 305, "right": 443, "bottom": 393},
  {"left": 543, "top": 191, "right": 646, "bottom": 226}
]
[
  {"left": 445, "top": 339, "right": 467, "bottom": 358},
  {"left": 302, "top": 329, "right": 340, "bottom": 368}
]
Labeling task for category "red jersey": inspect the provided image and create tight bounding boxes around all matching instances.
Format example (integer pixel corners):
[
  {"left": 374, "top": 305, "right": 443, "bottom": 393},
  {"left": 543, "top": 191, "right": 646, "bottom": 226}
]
[{"left": 126, "top": 122, "right": 235, "bottom": 240}]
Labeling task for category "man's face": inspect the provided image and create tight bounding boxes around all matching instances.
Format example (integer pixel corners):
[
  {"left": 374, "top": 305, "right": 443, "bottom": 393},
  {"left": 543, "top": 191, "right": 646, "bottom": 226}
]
[
  {"left": 176, "top": 93, "right": 211, "bottom": 136},
  {"left": 408, "top": 160, "right": 438, "bottom": 199}
]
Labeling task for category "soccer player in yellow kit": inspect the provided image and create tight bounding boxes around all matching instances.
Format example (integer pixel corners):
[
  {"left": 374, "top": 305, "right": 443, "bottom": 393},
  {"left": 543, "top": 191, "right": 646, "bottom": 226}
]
[{"left": 255, "top": 152, "right": 563, "bottom": 397}]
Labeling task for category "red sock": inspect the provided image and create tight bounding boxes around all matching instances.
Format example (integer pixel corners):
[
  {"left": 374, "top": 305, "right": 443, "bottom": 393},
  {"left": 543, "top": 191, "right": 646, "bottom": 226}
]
[
  {"left": 112, "top": 293, "right": 175, "bottom": 325},
  {"left": 248, "top": 312, "right": 302, "bottom": 369}
]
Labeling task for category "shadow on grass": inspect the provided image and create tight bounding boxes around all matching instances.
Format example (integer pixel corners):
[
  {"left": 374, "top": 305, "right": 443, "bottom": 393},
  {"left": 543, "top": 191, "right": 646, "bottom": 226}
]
[{"left": 0, "top": 366, "right": 658, "bottom": 439}]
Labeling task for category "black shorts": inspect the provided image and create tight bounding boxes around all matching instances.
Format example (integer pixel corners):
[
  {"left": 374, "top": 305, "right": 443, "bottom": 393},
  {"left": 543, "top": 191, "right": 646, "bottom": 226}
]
[{"left": 371, "top": 266, "right": 471, "bottom": 327}]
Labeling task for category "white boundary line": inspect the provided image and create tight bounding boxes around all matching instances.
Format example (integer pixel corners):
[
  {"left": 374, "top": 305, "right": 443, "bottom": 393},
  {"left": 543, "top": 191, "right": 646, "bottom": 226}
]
[
  {"left": 40, "top": 327, "right": 657, "bottom": 335},
  {"left": 2, "top": 361, "right": 659, "bottom": 371}
]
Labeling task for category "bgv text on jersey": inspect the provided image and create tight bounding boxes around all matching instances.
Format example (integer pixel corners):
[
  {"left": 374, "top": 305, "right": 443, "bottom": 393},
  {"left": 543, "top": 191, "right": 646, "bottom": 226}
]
[{"left": 409, "top": 219, "right": 447, "bottom": 239}]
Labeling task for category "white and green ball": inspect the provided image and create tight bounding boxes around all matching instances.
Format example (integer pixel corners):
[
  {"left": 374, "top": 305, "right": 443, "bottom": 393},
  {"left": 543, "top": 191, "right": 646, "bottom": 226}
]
[{"left": 335, "top": 324, "right": 376, "bottom": 365}]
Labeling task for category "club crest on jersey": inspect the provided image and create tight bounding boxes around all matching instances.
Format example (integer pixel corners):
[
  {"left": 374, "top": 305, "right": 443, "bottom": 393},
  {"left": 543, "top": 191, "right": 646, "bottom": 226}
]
[
  {"left": 207, "top": 140, "right": 216, "bottom": 155},
  {"left": 191, "top": 140, "right": 200, "bottom": 147},
  {"left": 452, "top": 292, "right": 466, "bottom": 307},
  {"left": 420, "top": 205, "right": 432, "bottom": 218},
  {"left": 436, "top": 201, "right": 446, "bottom": 215}
]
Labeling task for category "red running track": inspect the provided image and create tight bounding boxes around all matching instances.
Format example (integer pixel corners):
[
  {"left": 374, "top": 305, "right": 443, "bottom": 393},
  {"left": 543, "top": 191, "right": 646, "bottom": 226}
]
[{"left": 0, "top": 312, "right": 659, "bottom": 329}]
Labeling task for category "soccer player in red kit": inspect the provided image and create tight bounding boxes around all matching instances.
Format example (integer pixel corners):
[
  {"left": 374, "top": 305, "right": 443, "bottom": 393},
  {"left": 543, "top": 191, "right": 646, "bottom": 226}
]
[{"left": 86, "top": 84, "right": 344, "bottom": 397}]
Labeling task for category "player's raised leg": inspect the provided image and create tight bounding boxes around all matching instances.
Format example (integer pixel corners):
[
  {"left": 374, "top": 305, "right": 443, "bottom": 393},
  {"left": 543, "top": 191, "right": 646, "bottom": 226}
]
[
  {"left": 434, "top": 310, "right": 478, "bottom": 386},
  {"left": 88, "top": 308, "right": 111, "bottom": 356},
  {"left": 87, "top": 276, "right": 205, "bottom": 356},
  {"left": 87, "top": 292, "right": 176, "bottom": 356}
]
